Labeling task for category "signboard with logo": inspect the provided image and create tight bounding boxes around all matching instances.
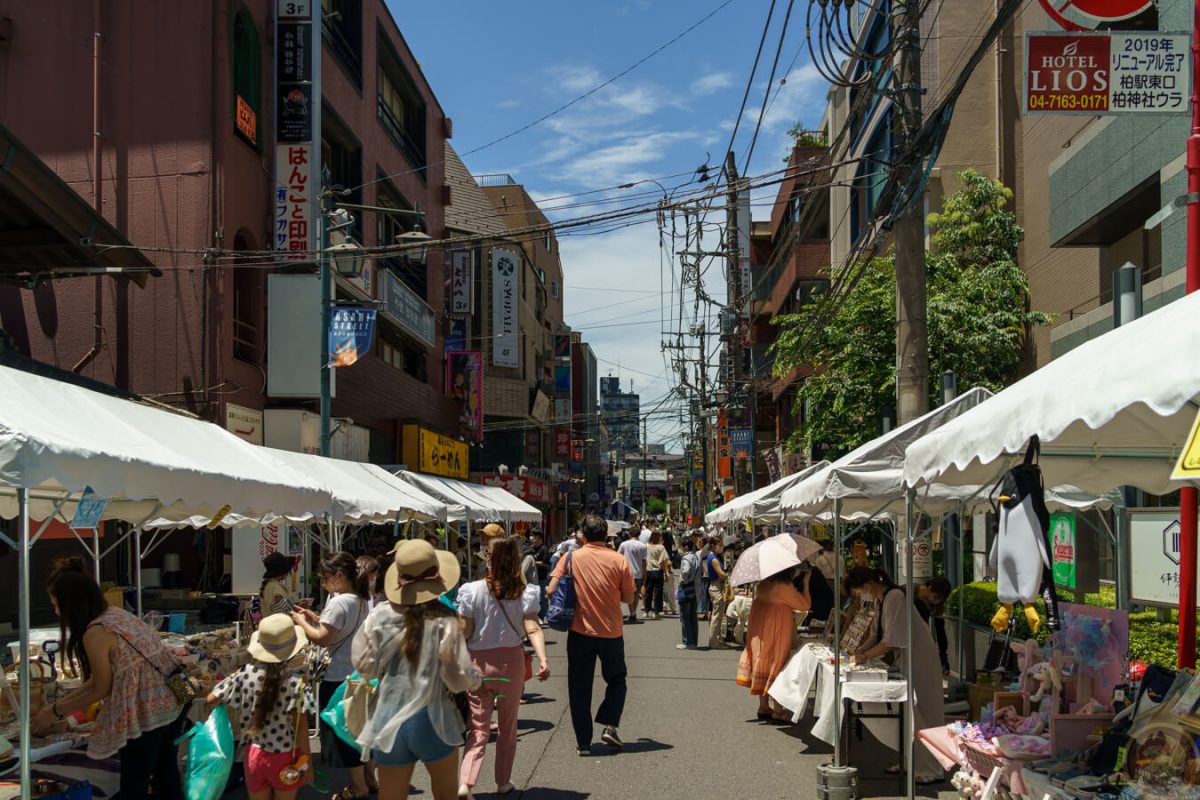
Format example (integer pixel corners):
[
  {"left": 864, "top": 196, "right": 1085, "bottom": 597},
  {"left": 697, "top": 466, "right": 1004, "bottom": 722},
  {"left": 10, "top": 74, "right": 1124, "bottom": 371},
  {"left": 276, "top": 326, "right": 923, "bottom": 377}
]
[
  {"left": 70, "top": 487, "right": 109, "bottom": 530},
  {"left": 402, "top": 424, "right": 468, "bottom": 479},
  {"left": 380, "top": 270, "right": 436, "bottom": 347},
  {"left": 1051, "top": 512, "right": 1077, "bottom": 590},
  {"left": 491, "top": 249, "right": 519, "bottom": 368},
  {"left": 1037, "top": 0, "right": 1154, "bottom": 31},
  {"left": 555, "top": 398, "right": 571, "bottom": 424},
  {"left": 446, "top": 351, "right": 483, "bottom": 443},
  {"left": 231, "top": 521, "right": 303, "bottom": 595},
  {"left": 328, "top": 307, "right": 377, "bottom": 367},
  {"left": 445, "top": 316, "right": 467, "bottom": 353},
  {"left": 1025, "top": 32, "right": 1190, "bottom": 115},
  {"left": 554, "top": 365, "right": 572, "bottom": 395},
  {"left": 225, "top": 403, "right": 264, "bottom": 445},
  {"left": 554, "top": 334, "right": 572, "bottom": 360},
  {"left": 480, "top": 474, "right": 550, "bottom": 505},
  {"left": 1172, "top": 406, "right": 1200, "bottom": 481},
  {"left": 274, "top": 1, "right": 317, "bottom": 264},
  {"left": 764, "top": 446, "right": 782, "bottom": 483},
  {"left": 716, "top": 409, "right": 731, "bottom": 479},
  {"left": 555, "top": 429, "right": 571, "bottom": 458},
  {"left": 236, "top": 95, "right": 257, "bottom": 145},
  {"left": 449, "top": 250, "right": 473, "bottom": 316},
  {"left": 1129, "top": 508, "right": 1200, "bottom": 608}
]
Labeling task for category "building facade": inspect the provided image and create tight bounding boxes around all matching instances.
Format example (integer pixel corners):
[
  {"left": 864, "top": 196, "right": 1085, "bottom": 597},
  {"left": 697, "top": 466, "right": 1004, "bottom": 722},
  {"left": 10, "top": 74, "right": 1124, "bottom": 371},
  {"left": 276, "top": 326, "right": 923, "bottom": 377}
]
[{"left": 0, "top": 0, "right": 458, "bottom": 467}]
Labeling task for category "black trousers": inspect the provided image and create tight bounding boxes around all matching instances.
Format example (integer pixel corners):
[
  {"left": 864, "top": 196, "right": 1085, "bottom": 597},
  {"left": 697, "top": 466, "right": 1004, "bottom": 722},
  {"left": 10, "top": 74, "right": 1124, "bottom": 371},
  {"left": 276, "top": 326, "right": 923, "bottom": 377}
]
[
  {"left": 933, "top": 616, "right": 950, "bottom": 670},
  {"left": 117, "top": 710, "right": 185, "bottom": 800},
  {"left": 566, "top": 631, "right": 627, "bottom": 748},
  {"left": 643, "top": 570, "right": 664, "bottom": 613}
]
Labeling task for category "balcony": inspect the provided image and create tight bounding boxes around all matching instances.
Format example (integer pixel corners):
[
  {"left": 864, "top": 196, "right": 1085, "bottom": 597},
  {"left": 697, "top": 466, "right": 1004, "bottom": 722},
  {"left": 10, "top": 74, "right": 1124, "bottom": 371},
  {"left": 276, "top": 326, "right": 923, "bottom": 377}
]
[
  {"left": 475, "top": 173, "right": 518, "bottom": 187},
  {"left": 769, "top": 242, "right": 831, "bottom": 316}
]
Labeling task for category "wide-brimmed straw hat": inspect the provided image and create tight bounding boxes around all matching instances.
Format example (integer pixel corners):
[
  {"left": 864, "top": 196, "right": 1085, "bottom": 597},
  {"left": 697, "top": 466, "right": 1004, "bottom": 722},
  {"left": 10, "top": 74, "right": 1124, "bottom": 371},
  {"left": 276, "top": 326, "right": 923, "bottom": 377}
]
[
  {"left": 478, "top": 522, "right": 505, "bottom": 539},
  {"left": 248, "top": 613, "right": 308, "bottom": 664},
  {"left": 385, "top": 539, "right": 460, "bottom": 606}
]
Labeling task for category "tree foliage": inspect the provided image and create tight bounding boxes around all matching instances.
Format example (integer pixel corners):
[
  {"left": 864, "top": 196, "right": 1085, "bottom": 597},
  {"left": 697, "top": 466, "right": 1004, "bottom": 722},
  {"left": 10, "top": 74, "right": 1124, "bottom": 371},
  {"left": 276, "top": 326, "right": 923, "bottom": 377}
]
[
  {"left": 771, "top": 170, "right": 1050, "bottom": 458},
  {"left": 645, "top": 496, "right": 667, "bottom": 516}
]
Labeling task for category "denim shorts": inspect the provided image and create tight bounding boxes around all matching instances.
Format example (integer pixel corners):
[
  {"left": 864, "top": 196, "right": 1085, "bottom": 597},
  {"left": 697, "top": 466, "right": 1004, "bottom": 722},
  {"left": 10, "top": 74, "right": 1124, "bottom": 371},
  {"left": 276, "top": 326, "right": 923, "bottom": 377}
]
[{"left": 373, "top": 708, "right": 456, "bottom": 767}]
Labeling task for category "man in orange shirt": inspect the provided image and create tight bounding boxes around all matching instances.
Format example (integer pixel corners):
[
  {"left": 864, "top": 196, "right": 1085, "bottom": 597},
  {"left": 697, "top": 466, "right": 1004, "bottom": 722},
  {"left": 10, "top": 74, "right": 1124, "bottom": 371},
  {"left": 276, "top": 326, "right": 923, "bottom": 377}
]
[{"left": 548, "top": 513, "right": 636, "bottom": 755}]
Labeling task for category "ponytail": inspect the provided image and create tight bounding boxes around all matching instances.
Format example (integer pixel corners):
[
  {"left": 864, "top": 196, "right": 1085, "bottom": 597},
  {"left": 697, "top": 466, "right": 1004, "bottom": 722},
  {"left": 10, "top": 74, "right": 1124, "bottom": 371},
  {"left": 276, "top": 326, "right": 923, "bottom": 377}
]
[{"left": 319, "top": 551, "right": 370, "bottom": 600}]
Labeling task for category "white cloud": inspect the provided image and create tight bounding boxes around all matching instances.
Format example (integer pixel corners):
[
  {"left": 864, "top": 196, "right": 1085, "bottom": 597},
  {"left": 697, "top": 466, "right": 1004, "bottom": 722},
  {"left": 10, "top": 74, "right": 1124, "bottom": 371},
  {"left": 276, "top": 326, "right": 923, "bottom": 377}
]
[
  {"left": 553, "top": 131, "right": 699, "bottom": 186},
  {"left": 691, "top": 71, "right": 734, "bottom": 95},
  {"left": 555, "top": 65, "right": 603, "bottom": 94},
  {"left": 495, "top": 99, "right": 521, "bottom": 109}
]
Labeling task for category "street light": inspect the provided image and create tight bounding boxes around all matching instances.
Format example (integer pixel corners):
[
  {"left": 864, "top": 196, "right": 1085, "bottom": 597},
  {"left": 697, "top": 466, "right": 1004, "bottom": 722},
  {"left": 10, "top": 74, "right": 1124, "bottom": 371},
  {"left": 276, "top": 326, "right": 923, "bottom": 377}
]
[
  {"left": 397, "top": 224, "right": 431, "bottom": 267},
  {"left": 328, "top": 240, "right": 364, "bottom": 277}
]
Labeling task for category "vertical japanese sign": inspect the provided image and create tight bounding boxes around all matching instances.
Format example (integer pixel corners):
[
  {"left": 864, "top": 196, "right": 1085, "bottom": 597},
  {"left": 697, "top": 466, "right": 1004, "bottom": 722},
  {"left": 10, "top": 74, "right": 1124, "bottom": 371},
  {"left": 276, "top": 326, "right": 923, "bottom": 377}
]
[
  {"left": 275, "top": 0, "right": 318, "bottom": 261},
  {"left": 449, "top": 251, "right": 473, "bottom": 316},
  {"left": 328, "top": 307, "right": 376, "bottom": 367},
  {"left": 446, "top": 350, "right": 483, "bottom": 443},
  {"left": 555, "top": 429, "right": 571, "bottom": 459},
  {"left": 491, "top": 249, "right": 519, "bottom": 368},
  {"left": 1025, "top": 32, "right": 1189, "bottom": 115},
  {"left": 716, "top": 409, "right": 731, "bottom": 479},
  {"left": 736, "top": 180, "right": 752, "bottom": 315}
]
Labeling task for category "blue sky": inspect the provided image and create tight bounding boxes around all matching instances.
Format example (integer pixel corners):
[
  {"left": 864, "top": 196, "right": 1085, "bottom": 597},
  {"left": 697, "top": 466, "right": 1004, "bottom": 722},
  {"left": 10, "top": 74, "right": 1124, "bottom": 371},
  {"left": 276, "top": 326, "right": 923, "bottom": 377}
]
[{"left": 392, "top": 1, "right": 829, "bottom": 446}]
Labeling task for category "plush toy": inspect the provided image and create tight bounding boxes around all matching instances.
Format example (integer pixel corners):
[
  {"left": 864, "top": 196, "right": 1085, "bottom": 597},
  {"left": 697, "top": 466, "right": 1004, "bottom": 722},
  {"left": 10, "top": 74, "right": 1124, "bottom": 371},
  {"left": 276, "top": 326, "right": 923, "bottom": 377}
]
[{"left": 1028, "top": 661, "right": 1062, "bottom": 707}]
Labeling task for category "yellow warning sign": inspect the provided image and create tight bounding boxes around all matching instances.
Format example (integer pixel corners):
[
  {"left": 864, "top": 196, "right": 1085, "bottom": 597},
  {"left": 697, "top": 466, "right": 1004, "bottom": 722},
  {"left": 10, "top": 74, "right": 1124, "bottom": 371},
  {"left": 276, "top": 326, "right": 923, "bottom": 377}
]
[{"left": 1172, "top": 408, "right": 1200, "bottom": 481}]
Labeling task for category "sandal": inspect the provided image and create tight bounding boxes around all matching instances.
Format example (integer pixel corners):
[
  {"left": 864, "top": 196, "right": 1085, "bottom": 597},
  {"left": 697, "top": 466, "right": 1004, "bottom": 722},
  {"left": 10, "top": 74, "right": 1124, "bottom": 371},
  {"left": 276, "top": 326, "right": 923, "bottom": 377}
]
[
  {"left": 884, "top": 765, "right": 904, "bottom": 775},
  {"left": 756, "top": 710, "right": 774, "bottom": 720},
  {"left": 332, "top": 789, "right": 370, "bottom": 800}
]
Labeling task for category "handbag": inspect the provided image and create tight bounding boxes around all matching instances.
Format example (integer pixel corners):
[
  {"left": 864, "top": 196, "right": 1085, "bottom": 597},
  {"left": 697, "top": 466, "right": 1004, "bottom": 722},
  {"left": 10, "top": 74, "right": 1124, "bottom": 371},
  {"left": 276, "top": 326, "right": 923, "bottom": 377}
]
[
  {"left": 279, "top": 677, "right": 311, "bottom": 787},
  {"left": 111, "top": 626, "right": 201, "bottom": 706},
  {"left": 545, "top": 553, "right": 577, "bottom": 632},
  {"left": 342, "top": 675, "right": 375, "bottom": 739}
]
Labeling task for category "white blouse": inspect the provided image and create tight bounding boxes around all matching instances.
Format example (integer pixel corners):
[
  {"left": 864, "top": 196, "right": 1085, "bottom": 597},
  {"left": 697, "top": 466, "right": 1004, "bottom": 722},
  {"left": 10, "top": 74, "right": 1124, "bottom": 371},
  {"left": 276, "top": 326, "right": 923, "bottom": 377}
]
[
  {"left": 456, "top": 580, "right": 540, "bottom": 651},
  {"left": 351, "top": 603, "right": 481, "bottom": 754}
]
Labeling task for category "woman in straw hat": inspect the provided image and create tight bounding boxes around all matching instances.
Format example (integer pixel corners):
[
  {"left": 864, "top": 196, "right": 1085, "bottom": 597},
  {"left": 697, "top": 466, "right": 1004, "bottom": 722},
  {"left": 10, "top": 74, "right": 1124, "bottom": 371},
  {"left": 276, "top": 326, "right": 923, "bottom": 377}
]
[
  {"left": 456, "top": 536, "right": 550, "bottom": 797},
  {"left": 208, "top": 613, "right": 314, "bottom": 799},
  {"left": 352, "top": 540, "right": 488, "bottom": 800}
]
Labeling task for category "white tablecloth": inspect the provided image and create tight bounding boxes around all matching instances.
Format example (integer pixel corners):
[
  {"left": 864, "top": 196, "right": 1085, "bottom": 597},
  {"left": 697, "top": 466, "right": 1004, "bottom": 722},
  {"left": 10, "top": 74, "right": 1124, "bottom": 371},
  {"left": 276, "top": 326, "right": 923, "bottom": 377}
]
[{"left": 768, "top": 642, "right": 910, "bottom": 747}]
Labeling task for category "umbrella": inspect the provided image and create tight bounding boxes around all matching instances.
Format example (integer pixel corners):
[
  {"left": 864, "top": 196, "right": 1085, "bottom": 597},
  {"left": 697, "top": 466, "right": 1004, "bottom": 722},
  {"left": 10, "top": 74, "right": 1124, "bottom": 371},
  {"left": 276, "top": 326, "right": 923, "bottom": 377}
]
[{"left": 728, "top": 533, "right": 822, "bottom": 587}]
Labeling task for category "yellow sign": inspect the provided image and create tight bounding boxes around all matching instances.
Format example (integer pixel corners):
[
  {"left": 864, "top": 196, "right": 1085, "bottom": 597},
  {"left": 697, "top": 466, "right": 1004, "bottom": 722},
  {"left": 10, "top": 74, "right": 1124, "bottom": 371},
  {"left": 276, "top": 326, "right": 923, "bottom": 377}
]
[
  {"left": 403, "top": 425, "right": 468, "bottom": 480},
  {"left": 207, "top": 504, "right": 232, "bottom": 529},
  {"left": 1172, "top": 407, "right": 1200, "bottom": 481}
]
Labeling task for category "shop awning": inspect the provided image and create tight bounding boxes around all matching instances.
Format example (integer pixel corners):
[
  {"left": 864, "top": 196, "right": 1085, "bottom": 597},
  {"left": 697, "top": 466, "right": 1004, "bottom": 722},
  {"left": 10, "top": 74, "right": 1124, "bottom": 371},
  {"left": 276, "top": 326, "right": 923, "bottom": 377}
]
[
  {"left": 705, "top": 461, "right": 830, "bottom": 524},
  {"left": 903, "top": 290, "right": 1200, "bottom": 495},
  {"left": 0, "top": 362, "right": 332, "bottom": 524},
  {"left": 0, "top": 123, "right": 159, "bottom": 286}
]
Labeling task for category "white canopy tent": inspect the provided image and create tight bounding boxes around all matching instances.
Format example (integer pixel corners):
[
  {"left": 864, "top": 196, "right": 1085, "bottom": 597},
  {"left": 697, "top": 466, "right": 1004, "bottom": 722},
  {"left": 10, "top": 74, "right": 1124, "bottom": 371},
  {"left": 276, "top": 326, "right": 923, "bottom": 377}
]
[
  {"left": 392, "top": 471, "right": 542, "bottom": 525},
  {"left": 0, "top": 364, "right": 334, "bottom": 797},
  {"left": 704, "top": 461, "right": 830, "bottom": 525},
  {"left": 903, "top": 291, "right": 1200, "bottom": 496}
]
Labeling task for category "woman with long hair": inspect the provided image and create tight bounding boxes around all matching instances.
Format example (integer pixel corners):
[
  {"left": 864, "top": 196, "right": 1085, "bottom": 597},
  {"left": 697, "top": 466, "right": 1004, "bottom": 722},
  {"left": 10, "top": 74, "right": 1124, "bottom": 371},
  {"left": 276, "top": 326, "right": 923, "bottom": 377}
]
[
  {"left": 736, "top": 568, "right": 811, "bottom": 720},
  {"left": 209, "top": 613, "right": 313, "bottom": 800},
  {"left": 30, "top": 560, "right": 184, "bottom": 800},
  {"left": 352, "top": 540, "right": 486, "bottom": 800},
  {"left": 456, "top": 536, "right": 549, "bottom": 797},
  {"left": 844, "top": 566, "right": 945, "bottom": 784},
  {"left": 291, "top": 551, "right": 372, "bottom": 800}
]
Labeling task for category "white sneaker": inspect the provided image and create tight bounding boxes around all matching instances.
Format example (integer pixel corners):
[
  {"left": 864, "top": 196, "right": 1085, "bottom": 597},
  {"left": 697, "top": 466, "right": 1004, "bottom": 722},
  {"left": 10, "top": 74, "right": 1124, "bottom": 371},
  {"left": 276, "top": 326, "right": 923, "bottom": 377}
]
[
  {"left": 458, "top": 785, "right": 472, "bottom": 799},
  {"left": 676, "top": 643, "right": 689, "bottom": 649}
]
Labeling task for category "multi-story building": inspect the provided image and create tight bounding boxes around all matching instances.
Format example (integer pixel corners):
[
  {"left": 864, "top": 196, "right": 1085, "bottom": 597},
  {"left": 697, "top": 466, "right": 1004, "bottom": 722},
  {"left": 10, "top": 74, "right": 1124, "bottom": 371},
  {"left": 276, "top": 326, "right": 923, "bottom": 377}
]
[
  {"left": 0, "top": 0, "right": 457, "bottom": 466},
  {"left": 600, "top": 376, "right": 640, "bottom": 457},
  {"left": 571, "top": 334, "right": 602, "bottom": 515}
]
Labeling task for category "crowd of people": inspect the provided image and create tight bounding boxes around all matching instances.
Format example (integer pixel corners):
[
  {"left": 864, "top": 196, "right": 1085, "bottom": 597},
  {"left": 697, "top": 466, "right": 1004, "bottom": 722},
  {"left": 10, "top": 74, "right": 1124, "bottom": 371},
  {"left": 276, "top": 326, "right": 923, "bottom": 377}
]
[{"left": 27, "top": 513, "right": 957, "bottom": 800}]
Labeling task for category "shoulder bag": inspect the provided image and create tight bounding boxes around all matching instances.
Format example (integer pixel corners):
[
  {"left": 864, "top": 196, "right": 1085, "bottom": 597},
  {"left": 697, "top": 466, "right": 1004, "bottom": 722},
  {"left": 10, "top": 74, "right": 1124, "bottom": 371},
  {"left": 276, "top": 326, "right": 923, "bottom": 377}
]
[
  {"left": 544, "top": 552, "right": 577, "bottom": 632},
  {"left": 109, "top": 625, "right": 201, "bottom": 707},
  {"left": 492, "top": 589, "right": 534, "bottom": 681}
]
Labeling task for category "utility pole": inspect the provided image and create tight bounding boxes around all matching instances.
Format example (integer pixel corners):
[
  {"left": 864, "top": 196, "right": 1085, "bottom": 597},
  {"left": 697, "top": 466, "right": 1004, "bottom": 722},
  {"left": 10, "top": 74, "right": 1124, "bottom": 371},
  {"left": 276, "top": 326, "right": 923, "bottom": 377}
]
[
  {"left": 892, "top": 0, "right": 928, "bottom": 427},
  {"left": 724, "top": 152, "right": 742, "bottom": 502},
  {"left": 641, "top": 413, "right": 648, "bottom": 515}
]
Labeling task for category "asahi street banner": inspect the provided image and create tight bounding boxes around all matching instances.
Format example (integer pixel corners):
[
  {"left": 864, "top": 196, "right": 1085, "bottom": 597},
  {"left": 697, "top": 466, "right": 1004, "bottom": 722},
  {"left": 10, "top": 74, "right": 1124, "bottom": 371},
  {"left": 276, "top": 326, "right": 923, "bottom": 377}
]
[
  {"left": 447, "top": 350, "right": 483, "bottom": 443},
  {"left": 328, "top": 307, "right": 376, "bottom": 367},
  {"left": 492, "top": 249, "right": 519, "bottom": 368},
  {"left": 449, "top": 250, "right": 473, "bottom": 316},
  {"left": 730, "top": 428, "right": 753, "bottom": 460}
]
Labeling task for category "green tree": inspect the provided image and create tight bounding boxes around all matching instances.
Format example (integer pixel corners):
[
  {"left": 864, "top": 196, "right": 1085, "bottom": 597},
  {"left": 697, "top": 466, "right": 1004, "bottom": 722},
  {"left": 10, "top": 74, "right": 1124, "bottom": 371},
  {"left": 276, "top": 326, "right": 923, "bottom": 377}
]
[
  {"left": 771, "top": 170, "right": 1050, "bottom": 457},
  {"left": 645, "top": 496, "right": 667, "bottom": 516}
]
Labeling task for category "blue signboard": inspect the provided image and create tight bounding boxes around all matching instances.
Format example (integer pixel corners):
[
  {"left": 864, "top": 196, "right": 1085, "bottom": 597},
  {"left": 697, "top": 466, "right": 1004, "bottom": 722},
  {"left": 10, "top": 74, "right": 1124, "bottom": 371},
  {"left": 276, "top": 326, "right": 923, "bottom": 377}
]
[
  {"left": 328, "top": 306, "right": 377, "bottom": 367},
  {"left": 729, "top": 428, "right": 754, "bottom": 459},
  {"left": 71, "top": 487, "right": 109, "bottom": 530},
  {"left": 446, "top": 317, "right": 467, "bottom": 353}
]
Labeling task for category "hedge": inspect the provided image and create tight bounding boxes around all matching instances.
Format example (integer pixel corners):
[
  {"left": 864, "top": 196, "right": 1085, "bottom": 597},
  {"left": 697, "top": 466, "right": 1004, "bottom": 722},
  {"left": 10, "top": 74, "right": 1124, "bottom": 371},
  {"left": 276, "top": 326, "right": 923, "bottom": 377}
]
[{"left": 945, "top": 581, "right": 1193, "bottom": 664}]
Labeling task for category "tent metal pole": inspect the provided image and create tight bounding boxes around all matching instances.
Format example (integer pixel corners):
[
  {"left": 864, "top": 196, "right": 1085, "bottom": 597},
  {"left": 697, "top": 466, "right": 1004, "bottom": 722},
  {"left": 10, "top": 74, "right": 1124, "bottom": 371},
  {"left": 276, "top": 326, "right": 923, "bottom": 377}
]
[
  {"left": 957, "top": 502, "right": 966, "bottom": 680},
  {"left": 832, "top": 496, "right": 843, "bottom": 768},
  {"left": 93, "top": 526, "right": 102, "bottom": 582},
  {"left": 905, "top": 487, "right": 916, "bottom": 800},
  {"left": 18, "top": 488, "right": 31, "bottom": 800},
  {"left": 135, "top": 525, "right": 144, "bottom": 618}
]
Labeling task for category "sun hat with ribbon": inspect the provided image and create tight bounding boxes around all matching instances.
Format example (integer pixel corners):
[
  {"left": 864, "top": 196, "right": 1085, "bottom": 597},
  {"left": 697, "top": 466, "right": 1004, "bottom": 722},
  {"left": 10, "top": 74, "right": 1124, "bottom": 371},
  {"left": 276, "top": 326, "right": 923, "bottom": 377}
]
[
  {"left": 385, "top": 539, "right": 461, "bottom": 606},
  {"left": 248, "top": 613, "right": 308, "bottom": 664},
  {"left": 478, "top": 522, "right": 505, "bottom": 540}
]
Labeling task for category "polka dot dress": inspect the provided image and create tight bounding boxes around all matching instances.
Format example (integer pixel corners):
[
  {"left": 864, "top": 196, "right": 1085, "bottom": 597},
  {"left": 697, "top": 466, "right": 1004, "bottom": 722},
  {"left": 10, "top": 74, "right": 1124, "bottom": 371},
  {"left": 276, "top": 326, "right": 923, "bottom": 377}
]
[{"left": 211, "top": 663, "right": 315, "bottom": 753}]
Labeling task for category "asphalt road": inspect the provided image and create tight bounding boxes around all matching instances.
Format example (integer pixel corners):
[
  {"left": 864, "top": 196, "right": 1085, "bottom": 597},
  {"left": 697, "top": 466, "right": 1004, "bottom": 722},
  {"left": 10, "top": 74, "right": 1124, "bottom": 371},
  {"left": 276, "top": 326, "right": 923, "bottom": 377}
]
[{"left": 250, "top": 617, "right": 958, "bottom": 800}]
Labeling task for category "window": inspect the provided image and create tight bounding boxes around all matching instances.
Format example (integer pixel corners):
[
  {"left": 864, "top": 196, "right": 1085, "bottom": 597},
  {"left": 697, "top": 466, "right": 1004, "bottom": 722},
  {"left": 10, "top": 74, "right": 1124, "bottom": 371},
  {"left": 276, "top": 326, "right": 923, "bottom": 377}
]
[
  {"left": 551, "top": 280, "right": 559, "bottom": 300},
  {"left": 377, "top": 177, "right": 427, "bottom": 299},
  {"left": 232, "top": 9, "right": 261, "bottom": 147},
  {"left": 380, "top": 335, "right": 427, "bottom": 382},
  {"left": 321, "top": 106, "right": 363, "bottom": 237},
  {"left": 850, "top": 121, "right": 890, "bottom": 244},
  {"left": 377, "top": 30, "right": 428, "bottom": 178},
  {"left": 544, "top": 232, "right": 553, "bottom": 253},
  {"left": 321, "top": 0, "right": 362, "bottom": 86}
]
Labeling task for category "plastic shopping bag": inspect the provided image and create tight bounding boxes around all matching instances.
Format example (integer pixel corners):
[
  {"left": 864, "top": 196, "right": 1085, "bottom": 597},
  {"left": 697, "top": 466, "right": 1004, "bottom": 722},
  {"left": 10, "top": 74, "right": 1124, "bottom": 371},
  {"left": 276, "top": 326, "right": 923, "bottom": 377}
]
[{"left": 178, "top": 704, "right": 234, "bottom": 800}]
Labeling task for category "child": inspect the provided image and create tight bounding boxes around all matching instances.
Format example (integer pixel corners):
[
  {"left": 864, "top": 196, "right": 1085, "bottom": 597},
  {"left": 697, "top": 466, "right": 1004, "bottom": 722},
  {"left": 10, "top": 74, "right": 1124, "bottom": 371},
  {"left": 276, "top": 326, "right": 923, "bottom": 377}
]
[{"left": 209, "top": 613, "right": 314, "bottom": 800}]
